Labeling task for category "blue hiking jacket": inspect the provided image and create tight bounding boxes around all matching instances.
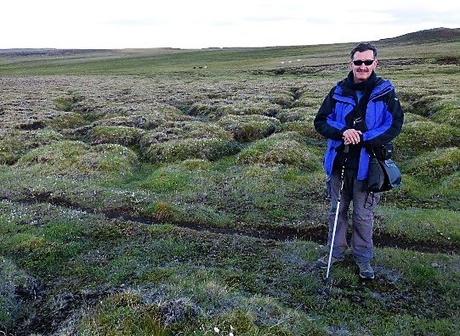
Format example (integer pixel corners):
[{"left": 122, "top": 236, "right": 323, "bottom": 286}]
[{"left": 314, "top": 74, "right": 404, "bottom": 181}]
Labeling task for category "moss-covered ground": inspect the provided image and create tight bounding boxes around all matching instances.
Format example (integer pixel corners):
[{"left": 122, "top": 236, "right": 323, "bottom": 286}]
[{"left": 0, "top": 36, "right": 459, "bottom": 335}]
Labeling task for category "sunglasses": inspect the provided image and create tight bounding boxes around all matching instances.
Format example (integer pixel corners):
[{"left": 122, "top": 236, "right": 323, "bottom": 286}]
[{"left": 352, "top": 59, "right": 375, "bottom": 66}]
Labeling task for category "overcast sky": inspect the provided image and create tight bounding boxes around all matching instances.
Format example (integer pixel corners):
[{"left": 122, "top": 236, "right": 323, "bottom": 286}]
[{"left": 3, "top": 0, "right": 459, "bottom": 49}]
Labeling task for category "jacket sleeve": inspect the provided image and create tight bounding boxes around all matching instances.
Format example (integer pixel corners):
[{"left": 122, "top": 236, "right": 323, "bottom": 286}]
[
  {"left": 363, "top": 90, "right": 404, "bottom": 145},
  {"left": 314, "top": 87, "right": 347, "bottom": 140}
]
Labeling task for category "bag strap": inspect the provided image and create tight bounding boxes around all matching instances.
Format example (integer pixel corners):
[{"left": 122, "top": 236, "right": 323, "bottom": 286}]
[
  {"left": 366, "top": 144, "right": 377, "bottom": 158},
  {"left": 352, "top": 90, "right": 371, "bottom": 131}
]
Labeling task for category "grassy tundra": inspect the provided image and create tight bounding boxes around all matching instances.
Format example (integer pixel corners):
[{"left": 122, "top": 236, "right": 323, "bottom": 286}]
[{"left": 0, "top": 28, "right": 459, "bottom": 335}]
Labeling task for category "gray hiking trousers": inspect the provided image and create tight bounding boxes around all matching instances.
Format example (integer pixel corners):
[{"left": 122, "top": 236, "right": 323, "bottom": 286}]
[{"left": 327, "top": 170, "right": 381, "bottom": 263}]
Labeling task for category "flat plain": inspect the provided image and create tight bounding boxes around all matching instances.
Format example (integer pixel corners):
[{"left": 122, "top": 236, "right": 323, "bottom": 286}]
[{"left": 0, "top": 29, "right": 459, "bottom": 335}]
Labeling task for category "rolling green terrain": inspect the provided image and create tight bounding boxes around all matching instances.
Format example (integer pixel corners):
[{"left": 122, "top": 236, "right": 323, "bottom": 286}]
[{"left": 0, "top": 28, "right": 459, "bottom": 335}]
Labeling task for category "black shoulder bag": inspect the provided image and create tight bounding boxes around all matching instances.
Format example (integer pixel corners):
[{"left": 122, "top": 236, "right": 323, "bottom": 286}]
[{"left": 367, "top": 143, "right": 402, "bottom": 192}]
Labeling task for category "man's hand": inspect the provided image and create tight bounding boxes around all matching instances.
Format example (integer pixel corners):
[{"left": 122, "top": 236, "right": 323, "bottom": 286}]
[{"left": 342, "top": 129, "right": 362, "bottom": 145}]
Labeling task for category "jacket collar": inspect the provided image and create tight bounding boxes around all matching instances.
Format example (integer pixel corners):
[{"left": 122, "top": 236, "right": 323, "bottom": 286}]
[{"left": 333, "top": 73, "right": 393, "bottom": 102}]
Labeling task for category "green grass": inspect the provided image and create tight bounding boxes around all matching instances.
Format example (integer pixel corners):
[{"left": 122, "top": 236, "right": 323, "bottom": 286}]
[
  {"left": 377, "top": 207, "right": 460, "bottom": 244},
  {"left": 0, "top": 40, "right": 457, "bottom": 76},
  {"left": 0, "top": 129, "right": 64, "bottom": 164},
  {"left": 0, "top": 201, "right": 458, "bottom": 335},
  {"left": 403, "top": 147, "right": 460, "bottom": 179},
  {"left": 17, "top": 140, "right": 139, "bottom": 177},
  {"left": 0, "top": 34, "right": 459, "bottom": 334}
]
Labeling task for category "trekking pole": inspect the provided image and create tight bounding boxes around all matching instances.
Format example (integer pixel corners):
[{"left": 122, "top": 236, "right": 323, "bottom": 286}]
[{"left": 325, "top": 145, "right": 349, "bottom": 280}]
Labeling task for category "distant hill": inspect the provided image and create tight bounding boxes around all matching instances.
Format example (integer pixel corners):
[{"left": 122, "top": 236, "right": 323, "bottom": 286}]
[
  {"left": 379, "top": 27, "right": 460, "bottom": 44},
  {"left": 0, "top": 47, "right": 190, "bottom": 59},
  {"left": 0, "top": 48, "right": 114, "bottom": 57}
]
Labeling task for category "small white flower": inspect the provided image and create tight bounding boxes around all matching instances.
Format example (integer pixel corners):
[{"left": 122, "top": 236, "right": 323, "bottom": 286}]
[
  {"left": 229, "top": 333, "right": 234, "bottom": 336},
  {"left": 213, "top": 327, "right": 220, "bottom": 333}
]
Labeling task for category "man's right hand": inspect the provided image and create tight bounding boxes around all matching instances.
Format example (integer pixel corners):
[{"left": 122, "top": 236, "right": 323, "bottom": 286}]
[{"left": 342, "top": 129, "right": 362, "bottom": 145}]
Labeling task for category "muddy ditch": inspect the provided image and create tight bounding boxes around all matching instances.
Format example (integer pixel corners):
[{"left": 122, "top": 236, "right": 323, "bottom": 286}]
[
  {"left": 1, "top": 194, "right": 458, "bottom": 255},
  {"left": 251, "top": 63, "right": 346, "bottom": 76},
  {"left": 3, "top": 286, "right": 116, "bottom": 336}
]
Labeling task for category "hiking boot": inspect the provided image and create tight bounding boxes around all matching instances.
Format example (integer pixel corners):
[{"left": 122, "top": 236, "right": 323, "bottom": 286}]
[
  {"left": 315, "top": 254, "right": 344, "bottom": 269},
  {"left": 356, "top": 261, "right": 375, "bottom": 280}
]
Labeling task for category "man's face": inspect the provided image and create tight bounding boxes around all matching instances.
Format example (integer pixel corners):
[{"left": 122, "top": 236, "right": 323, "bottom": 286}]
[{"left": 350, "top": 50, "right": 378, "bottom": 83}]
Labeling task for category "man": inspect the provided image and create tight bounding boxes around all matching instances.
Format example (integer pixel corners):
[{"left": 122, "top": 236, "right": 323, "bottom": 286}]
[{"left": 314, "top": 42, "right": 404, "bottom": 279}]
